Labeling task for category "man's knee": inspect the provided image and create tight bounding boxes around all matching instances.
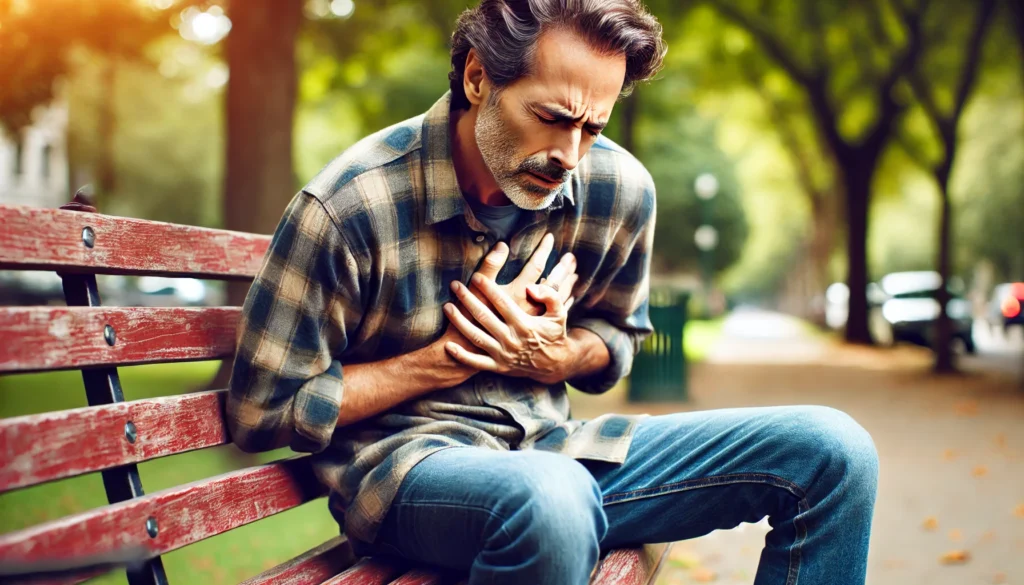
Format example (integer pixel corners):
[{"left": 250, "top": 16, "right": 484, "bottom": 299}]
[
  {"left": 785, "top": 406, "right": 879, "bottom": 495},
  {"left": 491, "top": 452, "right": 607, "bottom": 551}
]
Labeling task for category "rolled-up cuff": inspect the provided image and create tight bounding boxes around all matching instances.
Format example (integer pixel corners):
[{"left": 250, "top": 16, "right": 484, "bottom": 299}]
[
  {"left": 290, "top": 361, "right": 343, "bottom": 453},
  {"left": 568, "top": 318, "right": 636, "bottom": 395}
]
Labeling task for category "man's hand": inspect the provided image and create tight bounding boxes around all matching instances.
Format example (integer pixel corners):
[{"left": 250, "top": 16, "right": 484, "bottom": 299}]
[
  {"left": 443, "top": 273, "right": 577, "bottom": 385},
  {"left": 469, "top": 233, "right": 577, "bottom": 316}
]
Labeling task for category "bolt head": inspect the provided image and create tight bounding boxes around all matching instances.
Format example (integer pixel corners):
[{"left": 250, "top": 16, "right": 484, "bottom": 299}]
[
  {"left": 146, "top": 516, "right": 159, "bottom": 538},
  {"left": 125, "top": 421, "right": 137, "bottom": 444},
  {"left": 82, "top": 227, "right": 96, "bottom": 248},
  {"left": 104, "top": 324, "right": 116, "bottom": 346}
]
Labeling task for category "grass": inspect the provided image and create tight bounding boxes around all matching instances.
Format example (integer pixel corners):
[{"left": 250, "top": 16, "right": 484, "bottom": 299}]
[
  {"left": 0, "top": 362, "right": 341, "bottom": 585},
  {"left": 1, "top": 321, "right": 723, "bottom": 583},
  {"left": 684, "top": 318, "right": 726, "bottom": 363}
]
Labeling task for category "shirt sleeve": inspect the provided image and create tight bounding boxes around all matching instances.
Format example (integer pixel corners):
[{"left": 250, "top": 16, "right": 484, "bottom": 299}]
[
  {"left": 567, "top": 178, "right": 656, "bottom": 395},
  {"left": 227, "top": 192, "right": 363, "bottom": 453}
]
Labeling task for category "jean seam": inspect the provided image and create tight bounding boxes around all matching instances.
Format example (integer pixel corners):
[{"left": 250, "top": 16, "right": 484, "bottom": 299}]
[
  {"left": 602, "top": 472, "right": 807, "bottom": 506},
  {"left": 787, "top": 497, "right": 810, "bottom": 585}
]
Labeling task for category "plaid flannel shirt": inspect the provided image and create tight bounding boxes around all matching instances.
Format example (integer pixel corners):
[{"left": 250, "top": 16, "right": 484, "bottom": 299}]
[{"left": 227, "top": 92, "right": 656, "bottom": 548}]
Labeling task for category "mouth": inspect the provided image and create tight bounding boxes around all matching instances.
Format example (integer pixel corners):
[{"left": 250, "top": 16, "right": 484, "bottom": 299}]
[{"left": 524, "top": 171, "right": 562, "bottom": 189}]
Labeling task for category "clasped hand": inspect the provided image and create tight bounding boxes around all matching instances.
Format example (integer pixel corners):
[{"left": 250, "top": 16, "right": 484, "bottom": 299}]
[{"left": 442, "top": 233, "right": 579, "bottom": 385}]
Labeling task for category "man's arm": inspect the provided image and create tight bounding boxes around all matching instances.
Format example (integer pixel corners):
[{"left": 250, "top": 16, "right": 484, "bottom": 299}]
[
  {"left": 566, "top": 179, "right": 657, "bottom": 394},
  {"left": 563, "top": 326, "right": 611, "bottom": 381},
  {"left": 337, "top": 329, "right": 474, "bottom": 426},
  {"left": 227, "top": 192, "right": 473, "bottom": 452}
]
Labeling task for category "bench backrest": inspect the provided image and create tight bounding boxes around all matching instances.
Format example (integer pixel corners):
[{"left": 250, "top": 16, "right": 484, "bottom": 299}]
[{"left": 0, "top": 195, "right": 356, "bottom": 584}]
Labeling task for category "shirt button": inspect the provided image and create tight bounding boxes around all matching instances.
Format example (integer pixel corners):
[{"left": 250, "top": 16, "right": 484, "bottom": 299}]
[{"left": 474, "top": 234, "right": 486, "bottom": 243}]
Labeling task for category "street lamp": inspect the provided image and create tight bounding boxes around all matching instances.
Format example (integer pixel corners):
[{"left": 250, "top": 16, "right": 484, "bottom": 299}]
[{"left": 694, "top": 173, "right": 719, "bottom": 316}]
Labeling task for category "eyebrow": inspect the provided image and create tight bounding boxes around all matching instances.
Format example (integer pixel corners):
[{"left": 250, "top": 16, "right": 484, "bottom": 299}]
[{"left": 534, "top": 104, "right": 608, "bottom": 133}]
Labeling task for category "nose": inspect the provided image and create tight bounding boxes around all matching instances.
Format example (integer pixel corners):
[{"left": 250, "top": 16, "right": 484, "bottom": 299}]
[{"left": 548, "top": 128, "right": 582, "bottom": 172}]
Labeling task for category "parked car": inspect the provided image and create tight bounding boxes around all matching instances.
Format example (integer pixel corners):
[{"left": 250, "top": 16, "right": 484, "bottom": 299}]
[
  {"left": 876, "top": 271, "right": 975, "bottom": 353},
  {"left": 987, "top": 282, "right": 1024, "bottom": 334}
]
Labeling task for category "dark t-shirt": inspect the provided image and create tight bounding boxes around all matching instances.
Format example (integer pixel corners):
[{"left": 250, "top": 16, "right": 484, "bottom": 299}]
[{"left": 465, "top": 197, "right": 522, "bottom": 242}]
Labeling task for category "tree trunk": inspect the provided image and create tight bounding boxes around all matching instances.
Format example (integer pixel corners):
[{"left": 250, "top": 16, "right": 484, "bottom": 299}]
[
  {"left": 806, "top": 193, "right": 836, "bottom": 327},
  {"left": 933, "top": 163, "right": 956, "bottom": 373},
  {"left": 844, "top": 168, "right": 873, "bottom": 344},
  {"left": 207, "top": 0, "right": 302, "bottom": 391}
]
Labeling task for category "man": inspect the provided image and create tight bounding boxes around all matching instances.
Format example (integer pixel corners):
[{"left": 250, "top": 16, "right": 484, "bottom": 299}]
[{"left": 228, "top": 1, "right": 879, "bottom": 583}]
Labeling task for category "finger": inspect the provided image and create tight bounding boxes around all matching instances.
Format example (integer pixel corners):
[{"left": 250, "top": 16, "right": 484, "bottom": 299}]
[
  {"left": 526, "top": 282, "right": 565, "bottom": 315},
  {"left": 513, "top": 233, "right": 554, "bottom": 287},
  {"left": 564, "top": 296, "right": 576, "bottom": 312},
  {"left": 476, "top": 241, "right": 510, "bottom": 281},
  {"left": 444, "top": 303, "right": 502, "bottom": 354},
  {"left": 471, "top": 273, "right": 530, "bottom": 325},
  {"left": 560, "top": 273, "right": 579, "bottom": 304},
  {"left": 452, "top": 280, "right": 511, "bottom": 341},
  {"left": 542, "top": 252, "right": 577, "bottom": 289},
  {"left": 445, "top": 342, "right": 500, "bottom": 371}
]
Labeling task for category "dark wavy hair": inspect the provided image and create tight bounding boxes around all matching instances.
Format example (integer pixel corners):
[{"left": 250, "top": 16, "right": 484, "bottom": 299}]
[{"left": 448, "top": 0, "right": 666, "bottom": 110}]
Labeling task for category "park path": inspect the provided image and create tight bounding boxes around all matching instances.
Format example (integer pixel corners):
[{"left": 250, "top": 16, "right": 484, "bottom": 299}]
[{"left": 571, "top": 309, "right": 1024, "bottom": 585}]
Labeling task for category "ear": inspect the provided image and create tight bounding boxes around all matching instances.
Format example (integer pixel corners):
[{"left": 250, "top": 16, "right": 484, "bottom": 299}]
[{"left": 463, "top": 48, "right": 488, "bottom": 107}]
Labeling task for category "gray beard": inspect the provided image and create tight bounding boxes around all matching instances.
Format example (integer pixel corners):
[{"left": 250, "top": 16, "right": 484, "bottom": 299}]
[{"left": 474, "top": 97, "right": 565, "bottom": 211}]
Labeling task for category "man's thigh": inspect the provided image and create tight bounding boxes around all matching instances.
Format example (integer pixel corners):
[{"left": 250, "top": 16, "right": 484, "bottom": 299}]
[
  {"left": 374, "top": 445, "right": 605, "bottom": 570},
  {"left": 584, "top": 405, "right": 871, "bottom": 548}
]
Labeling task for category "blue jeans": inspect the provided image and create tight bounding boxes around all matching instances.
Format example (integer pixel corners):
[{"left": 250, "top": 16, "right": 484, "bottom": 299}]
[{"left": 374, "top": 405, "right": 879, "bottom": 585}]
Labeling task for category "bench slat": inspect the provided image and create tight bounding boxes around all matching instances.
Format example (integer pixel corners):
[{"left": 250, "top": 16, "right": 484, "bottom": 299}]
[
  {"left": 239, "top": 536, "right": 356, "bottom": 585},
  {"left": 320, "top": 558, "right": 406, "bottom": 585},
  {"left": 0, "top": 458, "right": 325, "bottom": 567},
  {"left": 388, "top": 569, "right": 446, "bottom": 585},
  {"left": 590, "top": 544, "right": 671, "bottom": 585},
  {"left": 0, "top": 391, "right": 228, "bottom": 492},
  {"left": 0, "top": 307, "right": 240, "bottom": 373},
  {"left": 0, "top": 205, "right": 270, "bottom": 279}
]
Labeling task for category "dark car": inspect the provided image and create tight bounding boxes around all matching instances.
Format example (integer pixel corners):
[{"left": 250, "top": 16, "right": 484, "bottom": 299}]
[
  {"left": 876, "top": 271, "right": 975, "bottom": 353},
  {"left": 987, "top": 282, "right": 1024, "bottom": 334}
]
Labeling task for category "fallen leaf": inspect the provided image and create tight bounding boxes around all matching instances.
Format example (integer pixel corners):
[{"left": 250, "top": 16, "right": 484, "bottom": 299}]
[
  {"left": 994, "top": 434, "right": 1007, "bottom": 450},
  {"left": 942, "top": 449, "right": 960, "bottom": 461},
  {"left": 923, "top": 517, "right": 939, "bottom": 531},
  {"left": 1014, "top": 503, "right": 1024, "bottom": 518},
  {"left": 981, "top": 530, "right": 998, "bottom": 543},
  {"left": 948, "top": 529, "right": 963, "bottom": 542},
  {"left": 992, "top": 572, "right": 1007, "bottom": 584},
  {"left": 954, "top": 400, "right": 979, "bottom": 416},
  {"left": 691, "top": 568, "right": 717, "bottom": 582},
  {"left": 940, "top": 550, "right": 971, "bottom": 565},
  {"left": 973, "top": 465, "right": 989, "bottom": 477}
]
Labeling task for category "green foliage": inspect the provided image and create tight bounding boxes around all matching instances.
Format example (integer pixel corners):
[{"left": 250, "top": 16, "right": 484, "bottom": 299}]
[
  {"left": 65, "top": 40, "right": 224, "bottom": 227},
  {"left": 0, "top": 0, "right": 174, "bottom": 132}
]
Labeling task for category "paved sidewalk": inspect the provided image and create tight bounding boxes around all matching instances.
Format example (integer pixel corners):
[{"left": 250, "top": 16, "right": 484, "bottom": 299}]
[{"left": 571, "top": 317, "right": 1024, "bottom": 585}]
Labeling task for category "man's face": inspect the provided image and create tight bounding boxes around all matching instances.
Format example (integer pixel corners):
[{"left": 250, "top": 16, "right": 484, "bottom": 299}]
[{"left": 474, "top": 28, "right": 626, "bottom": 210}]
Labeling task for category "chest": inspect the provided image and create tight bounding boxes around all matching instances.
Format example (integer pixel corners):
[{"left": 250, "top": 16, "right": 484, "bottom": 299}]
[{"left": 347, "top": 206, "right": 618, "bottom": 359}]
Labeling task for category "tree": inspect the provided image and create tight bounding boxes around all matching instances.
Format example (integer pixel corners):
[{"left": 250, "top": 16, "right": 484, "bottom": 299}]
[
  {"left": 204, "top": 0, "right": 303, "bottom": 390},
  {"left": 896, "top": 0, "right": 998, "bottom": 371},
  {"left": 706, "top": 0, "right": 935, "bottom": 344}
]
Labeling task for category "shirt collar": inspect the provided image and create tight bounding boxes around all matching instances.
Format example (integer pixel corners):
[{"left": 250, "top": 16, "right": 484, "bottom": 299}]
[{"left": 421, "top": 92, "right": 575, "bottom": 226}]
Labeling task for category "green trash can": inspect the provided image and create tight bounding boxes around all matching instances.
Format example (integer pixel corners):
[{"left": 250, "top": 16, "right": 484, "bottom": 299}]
[{"left": 628, "top": 290, "right": 690, "bottom": 402}]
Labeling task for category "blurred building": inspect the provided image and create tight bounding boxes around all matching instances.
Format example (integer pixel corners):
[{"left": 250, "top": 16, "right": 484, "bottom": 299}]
[{"left": 0, "top": 99, "right": 69, "bottom": 209}]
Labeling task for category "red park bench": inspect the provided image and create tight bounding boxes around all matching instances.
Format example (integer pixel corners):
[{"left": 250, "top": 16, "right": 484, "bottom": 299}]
[{"left": 0, "top": 190, "right": 671, "bottom": 585}]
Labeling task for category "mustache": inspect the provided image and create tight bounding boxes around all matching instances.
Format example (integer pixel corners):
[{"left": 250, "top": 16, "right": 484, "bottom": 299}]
[{"left": 517, "top": 158, "right": 571, "bottom": 184}]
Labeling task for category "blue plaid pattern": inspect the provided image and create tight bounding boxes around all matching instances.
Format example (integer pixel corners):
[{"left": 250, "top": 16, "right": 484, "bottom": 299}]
[{"left": 228, "top": 92, "right": 656, "bottom": 547}]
